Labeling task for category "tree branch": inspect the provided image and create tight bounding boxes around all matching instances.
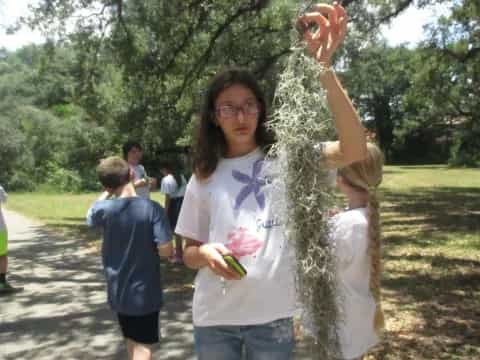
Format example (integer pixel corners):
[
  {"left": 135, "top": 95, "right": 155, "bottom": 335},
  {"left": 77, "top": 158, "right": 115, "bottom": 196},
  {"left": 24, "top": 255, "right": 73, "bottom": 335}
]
[
  {"left": 113, "top": 0, "right": 133, "bottom": 45},
  {"left": 253, "top": 47, "right": 292, "bottom": 77},
  {"left": 441, "top": 47, "right": 480, "bottom": 63},
  {"left": 175, "top": 1, "right": 270, "bottom": 102}
]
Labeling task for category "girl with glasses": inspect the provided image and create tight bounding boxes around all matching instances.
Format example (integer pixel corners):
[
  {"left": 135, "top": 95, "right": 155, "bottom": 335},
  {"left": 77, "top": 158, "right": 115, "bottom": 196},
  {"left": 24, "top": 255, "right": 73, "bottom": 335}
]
[{"left": 175, "top": 3, "right": 368, "bottom": 359}]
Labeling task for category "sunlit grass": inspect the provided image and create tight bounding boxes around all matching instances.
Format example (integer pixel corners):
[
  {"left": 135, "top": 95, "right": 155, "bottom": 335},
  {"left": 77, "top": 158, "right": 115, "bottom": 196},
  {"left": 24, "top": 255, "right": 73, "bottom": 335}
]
[
  {"left": 5, "top": 166, "right": 480, "bottom": 359},
  {"left": 368, "top": 165, "right": 480, "bottom": 360},
  {"left": 6, "top": 192, "right": 165, "bottom": 221},
  {"left": 5, "top": 191, "right": 166, "bottom": 247},
  {"left": 382, "top": 165, "right": 480, "bottom": 189}
]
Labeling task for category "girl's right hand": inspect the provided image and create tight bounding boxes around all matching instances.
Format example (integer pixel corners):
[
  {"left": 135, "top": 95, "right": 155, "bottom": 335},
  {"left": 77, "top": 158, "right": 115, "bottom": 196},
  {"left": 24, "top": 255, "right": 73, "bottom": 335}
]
[
  {"left": 297, "top": 2, "right": 347, "bottom": 66},
  {"left": 199, "top": 243, "right": 242, "bottom": 280}
]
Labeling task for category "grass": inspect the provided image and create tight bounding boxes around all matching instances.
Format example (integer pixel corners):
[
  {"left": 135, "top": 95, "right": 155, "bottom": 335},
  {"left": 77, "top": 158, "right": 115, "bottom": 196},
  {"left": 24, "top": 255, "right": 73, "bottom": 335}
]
[
  {"left": 5, "top": 165, "right": 480, "bottom": 359},
  {"left": 4, "top": 191, "right": 166, "bottom": 250},
  {"left": 366, "top": 165, "right": 480, "bottom": 360},
  {"left": 5, "top": 190, "right": 197, "bottom": 287}
]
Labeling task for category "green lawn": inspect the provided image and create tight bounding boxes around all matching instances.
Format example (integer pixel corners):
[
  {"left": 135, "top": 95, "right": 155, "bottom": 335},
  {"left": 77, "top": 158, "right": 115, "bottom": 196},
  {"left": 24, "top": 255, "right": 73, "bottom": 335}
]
[
  {"left": 5, "top": 165, "right": 480, "bottom": 359},
  {"left": 369, "top": 166, "right": 480, "bottom": 360},
  {"left": 5, "top": 191, "right": 166, "bottom": 248},
  {"left": 4, "top": 190, "right": 197, "bottom": 287}
]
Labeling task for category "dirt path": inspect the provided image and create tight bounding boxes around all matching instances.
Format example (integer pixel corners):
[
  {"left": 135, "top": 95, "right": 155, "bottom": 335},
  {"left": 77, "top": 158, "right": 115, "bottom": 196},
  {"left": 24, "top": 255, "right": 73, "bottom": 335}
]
[
  {"left": 0, "top": 209, "right": 315, "bottom": 359},
  {"left": 0, "top": 209, "right": 195, "bottom": 360}
]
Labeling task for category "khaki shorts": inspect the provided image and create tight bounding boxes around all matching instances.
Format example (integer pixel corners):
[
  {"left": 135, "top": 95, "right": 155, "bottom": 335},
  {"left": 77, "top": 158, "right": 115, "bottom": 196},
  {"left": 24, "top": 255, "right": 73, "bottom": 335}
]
[{"left": 0, "top": 229, "right": 7, "bottom": 256}]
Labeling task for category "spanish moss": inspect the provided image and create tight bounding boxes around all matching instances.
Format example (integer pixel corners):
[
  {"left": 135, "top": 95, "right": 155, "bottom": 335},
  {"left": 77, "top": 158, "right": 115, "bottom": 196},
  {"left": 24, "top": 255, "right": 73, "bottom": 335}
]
[{"left": 266, "top": 3, "right": 342, "bottom": 357}]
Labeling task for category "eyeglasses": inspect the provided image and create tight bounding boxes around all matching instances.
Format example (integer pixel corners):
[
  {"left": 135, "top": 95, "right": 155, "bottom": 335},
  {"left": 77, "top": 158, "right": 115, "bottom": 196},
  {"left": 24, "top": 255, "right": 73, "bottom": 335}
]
[{"left": 215, "top": 101, "right": 260, "bottom": 119}]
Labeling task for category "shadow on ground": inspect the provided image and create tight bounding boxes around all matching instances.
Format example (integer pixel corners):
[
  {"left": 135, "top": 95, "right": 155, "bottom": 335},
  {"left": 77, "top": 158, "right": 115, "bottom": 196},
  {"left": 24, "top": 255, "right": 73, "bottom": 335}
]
[
  {"left": 381, "top": 187, "right": 480, "bottom": 247},
  {"left": 1, "top": 213, "right": 316, "bottom": 359},
  {"left": 0, "top": 218, "right": 196, "bottom": 360},
  {"left": 367, "top": 186, "right": 480, "bottom": 359},
  {"left": 4, "top": 184, "right": 478, "bottom": 359}
]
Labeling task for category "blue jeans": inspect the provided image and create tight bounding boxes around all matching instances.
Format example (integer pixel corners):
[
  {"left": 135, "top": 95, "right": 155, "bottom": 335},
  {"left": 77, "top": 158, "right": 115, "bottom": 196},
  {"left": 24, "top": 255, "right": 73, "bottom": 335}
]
[{"left": 194, "top": 317, "right": 294, "bottom": 360}]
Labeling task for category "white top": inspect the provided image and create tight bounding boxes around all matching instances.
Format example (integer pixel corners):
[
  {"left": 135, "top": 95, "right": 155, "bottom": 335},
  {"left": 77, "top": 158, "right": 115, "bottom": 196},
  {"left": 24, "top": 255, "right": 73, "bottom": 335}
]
[
  {"left": 0, "top": 185, "right": 7, "bottom": 231},
  {"left": 160, "top": 174, "right": 186, "bottom": 198},
  {"left": 131, "top": 164, "right": 150, "bottom": 199},
  {"left": 175, "top": 148, "right": 296, "bottom": 326},
  {"left": 330, "top": 208, "right": 379, "bottom": 359}
]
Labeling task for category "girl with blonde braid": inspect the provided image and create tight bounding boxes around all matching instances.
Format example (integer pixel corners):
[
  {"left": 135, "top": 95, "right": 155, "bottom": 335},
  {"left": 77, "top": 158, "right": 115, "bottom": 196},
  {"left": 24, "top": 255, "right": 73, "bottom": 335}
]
[{"left": 330, "top": 142, "right": 384, "bottom": 360}]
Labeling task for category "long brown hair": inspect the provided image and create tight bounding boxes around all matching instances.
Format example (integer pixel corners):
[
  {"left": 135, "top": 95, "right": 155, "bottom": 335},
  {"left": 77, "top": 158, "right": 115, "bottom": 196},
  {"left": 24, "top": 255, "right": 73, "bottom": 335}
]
[
  {"left": 193, "top": 68, "right": 276, "bottom": 179},
  {"left": 338, "top": 142, "right": 385, "bottom": 333}
]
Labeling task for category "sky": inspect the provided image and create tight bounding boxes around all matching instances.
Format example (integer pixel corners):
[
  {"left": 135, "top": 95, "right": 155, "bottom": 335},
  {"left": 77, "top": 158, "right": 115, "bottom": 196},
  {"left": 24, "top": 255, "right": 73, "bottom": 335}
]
[
  {"left": 0, "top": 0, "right": 450, "bottom": 51},
  {"left": 380, "top": 2, "right": 450, "bottom": 46},
  {"left": 0, "top": 0, "right": 45, "bottom": 51}
]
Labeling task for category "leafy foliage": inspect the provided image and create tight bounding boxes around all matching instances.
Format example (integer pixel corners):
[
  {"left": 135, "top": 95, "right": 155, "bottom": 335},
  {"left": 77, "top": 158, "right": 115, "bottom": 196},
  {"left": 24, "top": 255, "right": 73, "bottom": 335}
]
[{"left": 1, "top": 0, "right": 478, "bottom": 191}]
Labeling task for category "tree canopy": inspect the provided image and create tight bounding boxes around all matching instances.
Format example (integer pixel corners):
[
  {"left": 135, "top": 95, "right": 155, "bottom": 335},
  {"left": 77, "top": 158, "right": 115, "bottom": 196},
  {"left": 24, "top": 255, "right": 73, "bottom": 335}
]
[{"left": 0, "top": 0, "right": 478, "bottom": 191}]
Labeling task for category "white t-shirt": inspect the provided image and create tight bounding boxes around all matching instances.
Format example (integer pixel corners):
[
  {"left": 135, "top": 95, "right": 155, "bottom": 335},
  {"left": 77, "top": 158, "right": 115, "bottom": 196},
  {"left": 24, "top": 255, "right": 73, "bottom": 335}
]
[
  {"left": 330, "top": 208, "right": 379, "bottom": 359},
  {"left": 175, "top": 148, "right": 296, "bottom": 326},
  {"left": 160, "top": 174, "right": 186, "bottom": 198},
  {"left": 131, "top": 164, "right": 150, "bottom": 199},
  {"left": 0, "top": 185, "right": 7, "bottom": 231}
]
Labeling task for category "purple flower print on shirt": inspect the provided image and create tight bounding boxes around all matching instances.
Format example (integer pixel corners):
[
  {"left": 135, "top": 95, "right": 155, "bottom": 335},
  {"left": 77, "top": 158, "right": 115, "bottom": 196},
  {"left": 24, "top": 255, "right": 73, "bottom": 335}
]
[
  {"left": 226, "top": 227, "right": 264, "bottom": 259},
  {"left": 232, "top": 159, "right": 265, "bottom": 210}
]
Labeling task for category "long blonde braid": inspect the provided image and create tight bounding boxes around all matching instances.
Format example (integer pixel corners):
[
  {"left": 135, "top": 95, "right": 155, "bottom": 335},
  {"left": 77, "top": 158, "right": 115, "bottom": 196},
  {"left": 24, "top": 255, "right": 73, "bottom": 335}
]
[
  {"left": 367, "top": 189, "right": 385, "bottom": 332},
  {"left": 339, "top": 142, "right": 385, "bottom": 333}
]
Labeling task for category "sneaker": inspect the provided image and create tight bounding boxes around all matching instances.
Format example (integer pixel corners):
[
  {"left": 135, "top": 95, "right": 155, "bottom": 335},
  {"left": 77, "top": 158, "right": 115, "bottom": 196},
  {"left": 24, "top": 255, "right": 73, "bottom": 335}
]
[{"left": 0, "top": 281, "right": 23, "bottom": 296}]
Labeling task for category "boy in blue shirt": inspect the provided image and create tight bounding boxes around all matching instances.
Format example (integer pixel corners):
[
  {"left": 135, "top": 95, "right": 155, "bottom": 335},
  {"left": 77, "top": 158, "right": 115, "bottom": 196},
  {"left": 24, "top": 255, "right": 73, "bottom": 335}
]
[{"left": 87, "top": 156, "right": 172, "bottom": 360}]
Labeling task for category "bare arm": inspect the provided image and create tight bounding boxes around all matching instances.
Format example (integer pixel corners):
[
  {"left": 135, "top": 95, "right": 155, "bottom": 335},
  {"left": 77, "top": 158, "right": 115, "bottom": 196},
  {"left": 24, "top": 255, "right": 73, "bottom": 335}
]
[
  {"left": 148, "top": 177, "right": 157, "bottom": 191},
  {"left": 158, "top": 242, "right": 173, "bottom": 258},
  {"left": 299, "top": 2, "right": 367, "bottom": 168},
  {"left": 320, "top": 70, "right": 367, "bottom": 168},
  {"left": 133, "top": 178, "right": 148, "bottom": 188},
  {"left": 97, "top": 190, "right": 112, "bottom": 201},
  {"left": 86, "top": 190, "right": 112, "bottom": 227}
]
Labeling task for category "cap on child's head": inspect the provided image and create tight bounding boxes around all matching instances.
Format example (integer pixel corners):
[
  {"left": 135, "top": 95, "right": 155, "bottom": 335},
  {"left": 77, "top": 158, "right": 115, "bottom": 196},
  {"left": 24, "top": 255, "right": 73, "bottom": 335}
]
[{"left": 97, "top": 156, "right": 130, "bottom": 189}]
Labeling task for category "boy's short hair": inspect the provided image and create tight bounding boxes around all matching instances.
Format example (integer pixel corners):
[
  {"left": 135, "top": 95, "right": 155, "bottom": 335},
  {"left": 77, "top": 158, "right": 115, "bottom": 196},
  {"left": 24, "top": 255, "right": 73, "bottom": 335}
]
[
  {"left": 97, "top": 156, "right": 131, "bottom": 189},
  {"left": 122, "top": 140, "right": 143, "bottom": 159}
]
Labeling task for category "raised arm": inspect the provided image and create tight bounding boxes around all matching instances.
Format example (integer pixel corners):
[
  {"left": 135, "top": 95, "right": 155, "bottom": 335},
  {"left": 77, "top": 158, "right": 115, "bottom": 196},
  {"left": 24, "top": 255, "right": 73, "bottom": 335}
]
[{"left": 298, "top": 2, "right": 367, "bottom": 167}]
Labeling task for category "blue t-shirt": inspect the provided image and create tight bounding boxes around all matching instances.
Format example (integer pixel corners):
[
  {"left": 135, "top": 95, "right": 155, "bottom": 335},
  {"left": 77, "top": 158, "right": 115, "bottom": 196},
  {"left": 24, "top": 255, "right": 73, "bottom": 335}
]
[{"left": 87, "top": 197, "right": 172, "bottom": 315}]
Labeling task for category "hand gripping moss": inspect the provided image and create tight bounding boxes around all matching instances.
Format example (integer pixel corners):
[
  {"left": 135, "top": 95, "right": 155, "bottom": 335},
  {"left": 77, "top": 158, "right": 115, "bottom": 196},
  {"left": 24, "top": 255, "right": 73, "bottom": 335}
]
[{"left": 265, "top": 1, "right": 342, "bottom": 358}]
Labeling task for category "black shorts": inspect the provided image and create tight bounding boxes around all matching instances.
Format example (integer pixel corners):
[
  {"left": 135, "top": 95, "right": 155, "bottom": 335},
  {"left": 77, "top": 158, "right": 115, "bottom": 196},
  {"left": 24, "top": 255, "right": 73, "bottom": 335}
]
[
  {"left": 117, "top": 311, "right": 159, "bottom": 344},
  {"left": 167, "top": 197, "right": 183, "bottom": 229}
]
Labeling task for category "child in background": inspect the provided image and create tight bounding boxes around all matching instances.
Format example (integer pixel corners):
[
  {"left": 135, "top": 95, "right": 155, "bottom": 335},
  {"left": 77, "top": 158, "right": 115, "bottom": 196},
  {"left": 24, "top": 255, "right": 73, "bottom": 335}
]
[
  {"left": 123, "top": 141, "right": 157, "bottom": 199},
  {"left": 87, "top": 156, "right": 173, "bottom": 360},
  {"left": 0, "top": 185, "right": 22, "bottom": 295},
  {"left": 330, "top": 142, "right": 384, "bottom": 360},
  {"left": 159, "top": 162, "right": 187, "bottom": 264}
]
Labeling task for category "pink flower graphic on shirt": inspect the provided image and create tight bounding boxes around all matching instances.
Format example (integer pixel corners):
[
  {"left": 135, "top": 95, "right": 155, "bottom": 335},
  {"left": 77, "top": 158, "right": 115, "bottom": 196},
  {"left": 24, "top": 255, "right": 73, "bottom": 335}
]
[{"left": 225, "top": 227, "right": 263, "bottom": 258}]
